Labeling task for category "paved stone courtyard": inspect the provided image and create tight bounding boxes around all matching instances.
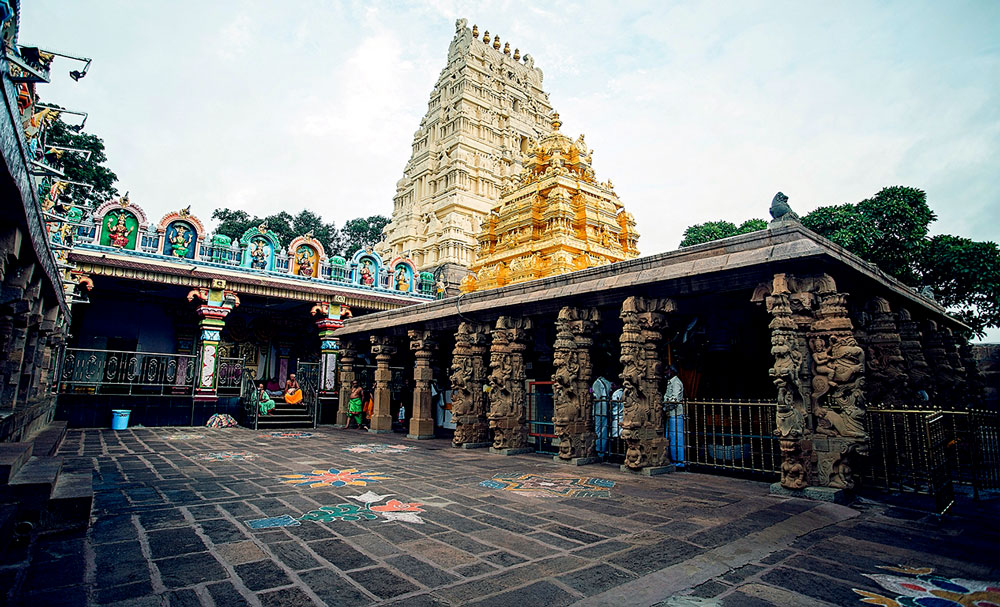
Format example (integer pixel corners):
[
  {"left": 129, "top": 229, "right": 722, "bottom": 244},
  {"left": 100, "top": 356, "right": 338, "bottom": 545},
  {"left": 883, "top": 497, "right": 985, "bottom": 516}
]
[{"left": 7, "top": 427, "right": 999, "bottom": 606}]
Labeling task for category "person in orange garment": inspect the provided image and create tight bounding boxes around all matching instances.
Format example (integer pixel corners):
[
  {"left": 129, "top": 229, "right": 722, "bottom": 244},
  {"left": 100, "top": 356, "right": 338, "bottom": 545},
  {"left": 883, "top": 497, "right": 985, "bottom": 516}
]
[{"left": 284, "top": 373, "right": 303, "bottom": 405}]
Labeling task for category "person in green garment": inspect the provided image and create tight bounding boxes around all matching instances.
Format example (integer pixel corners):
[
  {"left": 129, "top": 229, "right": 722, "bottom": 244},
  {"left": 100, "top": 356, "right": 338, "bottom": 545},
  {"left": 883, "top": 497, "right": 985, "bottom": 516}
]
[
  {"left": 258, "top": 383, "right": 275, "bottom": 416},
  {"left": 346, "top": 380, "right": 365, "bottom": 429}
]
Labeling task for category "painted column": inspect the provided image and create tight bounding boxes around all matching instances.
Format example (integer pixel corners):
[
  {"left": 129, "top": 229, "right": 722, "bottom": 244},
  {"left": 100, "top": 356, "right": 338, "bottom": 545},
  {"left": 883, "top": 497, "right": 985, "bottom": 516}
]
[
  {"left": 189, "top": 284, "right": 240, "bottom": 402},
  {"left": 487, "top": 316, "right": 533, "bottom": 454},
  {"left": 369, "top": 335, "right": 396, "bottom": 433},
  {"left": 553, "top": 306, "right": 600, "bottom": 464},
  {"left": 336, "top": 340, "right": 357, "bottom": 427},
  {"left": 450, "top": 321, "right": 491, "bottom": 447},
  {"left": 619, "top": 296, "right": 674, "bottom": 473},
  {"left": 312, "top": 301, "right": 348, "bottom": 425},
  {"left": 408, "top": 330, "right": 437, "bottom": 439}
]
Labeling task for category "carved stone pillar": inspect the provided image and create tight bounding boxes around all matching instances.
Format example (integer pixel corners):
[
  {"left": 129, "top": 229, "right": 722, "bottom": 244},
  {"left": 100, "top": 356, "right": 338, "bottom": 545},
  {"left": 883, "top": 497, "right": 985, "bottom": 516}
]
[
  {"left": 758, "top": 272, "right": 867, "bottom": 492},
  {"left": 450, "top": 322, "right": 491, "bottom": 447},
  {"left": 408, "top": 330, "right": 437, "bottom": 439},
  {"left": 619, "top": 296, "right": 675, "bottom": 473},
  {"left": 553, "top": 306, "right": 600, "bottom": 464},
  {"left": 369, "top": 335, "right": 396, "bottom": 433},
  {"left": 335, "top": 340, "right": 357, "bottom": 427},
  {"left": 959, "top": 342, "right": 987, "bottom": 405},
  {"left": 857, "top": 297, "right": 909, "bottom": 408},
  {"left": 487, "top": 316, "right": 532, "bottom": 454},
  {"left": 897, "top": 308, "right": 932, "bottom": 400},
  {"left": 920, "top": 319, "right": 956, "bottom": 405},
  {"left": 941, "top": 328, "right": 968, "bottom": 406}
]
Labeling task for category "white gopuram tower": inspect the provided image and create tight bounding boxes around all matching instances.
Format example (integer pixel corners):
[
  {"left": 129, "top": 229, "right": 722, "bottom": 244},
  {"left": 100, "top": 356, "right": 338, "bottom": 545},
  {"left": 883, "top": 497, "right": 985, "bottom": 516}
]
[{"left": 378, "top": 18, "right": 556, "bottom": 292}]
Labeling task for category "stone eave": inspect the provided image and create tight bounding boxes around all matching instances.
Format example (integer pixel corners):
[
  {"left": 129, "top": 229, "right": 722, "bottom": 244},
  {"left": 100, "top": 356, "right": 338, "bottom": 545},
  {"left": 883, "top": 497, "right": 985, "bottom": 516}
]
[
  {"left": 68, "top": 249, "right": 428, "bottom": 312},
  {"left": 335, "top": 222, "right": 964, "bottom": 336}
]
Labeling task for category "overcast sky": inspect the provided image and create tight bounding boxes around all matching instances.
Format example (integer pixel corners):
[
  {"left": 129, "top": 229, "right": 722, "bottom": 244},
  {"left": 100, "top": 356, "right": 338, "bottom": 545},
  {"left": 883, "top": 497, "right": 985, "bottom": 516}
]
[{"left": 21, "top": 1, "right": 1000, "bottom": 338}]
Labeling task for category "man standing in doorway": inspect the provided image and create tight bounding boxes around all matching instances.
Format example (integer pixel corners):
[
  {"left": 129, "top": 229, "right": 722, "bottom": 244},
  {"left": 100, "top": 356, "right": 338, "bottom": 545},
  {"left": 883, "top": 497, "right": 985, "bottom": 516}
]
[{"left": 663, "top": 366, "right": 685, "bottom": 468}]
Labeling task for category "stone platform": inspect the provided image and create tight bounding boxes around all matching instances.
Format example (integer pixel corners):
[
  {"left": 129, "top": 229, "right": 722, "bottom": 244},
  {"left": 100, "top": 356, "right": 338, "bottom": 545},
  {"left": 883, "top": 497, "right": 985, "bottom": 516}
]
[{"left": 2, "top": 427, "right": 997, "bottom": 606}]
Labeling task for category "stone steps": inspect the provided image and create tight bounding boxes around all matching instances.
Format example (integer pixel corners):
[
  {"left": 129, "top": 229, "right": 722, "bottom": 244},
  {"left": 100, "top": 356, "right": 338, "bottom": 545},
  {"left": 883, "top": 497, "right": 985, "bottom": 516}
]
[
  {"left": 255, "top": 403, "right": 314, "bottom": 428},
  {"left": 30, "top": 421, "right": 66, "bottom": 457},
  {"left": 45, "top": 470, "right": 93, "bottom": 532},
  {"left": 0, "top": 443, "right": 33, "bottom": 485}
]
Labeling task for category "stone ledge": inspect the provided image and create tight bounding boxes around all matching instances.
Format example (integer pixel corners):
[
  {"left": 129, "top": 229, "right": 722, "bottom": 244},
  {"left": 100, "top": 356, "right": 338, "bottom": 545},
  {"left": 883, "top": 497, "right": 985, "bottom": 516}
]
[
  {"left": 553, "top": 455, "right": 601, "bottom": 466},
  {"left": 620, "top": 464, "right": 675, "bottom": 476},
  {"left": 769, "top": 482, "right": 851, "bottom": 504},
  {"left": 406, "top": 434, "right": 435, "bottom": 440},
  {"left": 490, "top": 447, "right": 534, "bottom": 456},
  {"left": 454, "top": 442, "right": 490, "bottom": 449}
]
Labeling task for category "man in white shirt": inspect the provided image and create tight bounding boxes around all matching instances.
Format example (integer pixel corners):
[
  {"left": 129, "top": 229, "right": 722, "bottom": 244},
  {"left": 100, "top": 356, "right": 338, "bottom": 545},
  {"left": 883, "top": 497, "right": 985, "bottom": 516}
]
[
  {"left": 663, "top": 366, "right": 685, "bottom": 468},
  {"left": 592, "top": 376, "right": 612, "bottom": 455}
]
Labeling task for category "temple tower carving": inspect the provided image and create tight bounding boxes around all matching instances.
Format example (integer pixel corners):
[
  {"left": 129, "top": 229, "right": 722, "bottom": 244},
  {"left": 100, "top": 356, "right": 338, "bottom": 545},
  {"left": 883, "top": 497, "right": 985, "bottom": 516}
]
[{"left": 379, "top": 19, "right": 556, "bottom": 291}]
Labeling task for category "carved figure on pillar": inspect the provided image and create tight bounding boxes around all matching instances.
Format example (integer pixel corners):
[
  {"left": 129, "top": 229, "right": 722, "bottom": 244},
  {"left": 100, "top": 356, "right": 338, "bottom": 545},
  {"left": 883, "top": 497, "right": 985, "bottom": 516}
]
[
  {"left": 552, "top": 306, "right": 599, "bottom": 461},
  {"left": 336, "top": 340, "right": 357, "bottom": 427},
  {"left": 450, "top": 322, "right": 491, "bottom": 446},
  {"left": 856, "top": 297, "right": 909, "bottom": 407},
  {"left": 487, "top": 316, "right": 532, "bottom": 450},
  {"left": 369, "top": 335, "right": 397, "bottom": 433},
  {"left": 757, "top": 272, "right": 867, "bottom": 490},
  {"left": 619, "top": 296, "right": 675, "bottom": 470},
  {"left": 941, "top": 328, "right": 968, "bottom": 405},
  {"left": 897, "top": 308, "right": 933, "bottom": 400},
  {"left": 920, "top": 319, "right": 957, "bottom": 404},
  {"left": 959, "top": 342, "right": 987, "bottom": 404},
  {"left": 408, "top": 330, "right": 438, "bottom": 439}
]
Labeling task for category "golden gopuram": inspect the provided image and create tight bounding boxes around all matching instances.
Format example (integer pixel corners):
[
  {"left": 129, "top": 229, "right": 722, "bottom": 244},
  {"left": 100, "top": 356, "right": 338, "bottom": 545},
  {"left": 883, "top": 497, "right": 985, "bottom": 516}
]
[{"left": 461, "top": 114, "right": 640, "bottom": 293}]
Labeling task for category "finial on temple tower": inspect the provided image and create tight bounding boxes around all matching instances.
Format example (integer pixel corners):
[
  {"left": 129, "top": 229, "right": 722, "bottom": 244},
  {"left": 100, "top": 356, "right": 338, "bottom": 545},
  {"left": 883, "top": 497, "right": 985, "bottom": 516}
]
[
  {"left": 472, "top": 24, "right": 478, "bottom": 37},
  {"left": 493, "top": 35, "right": 501, "bottom": 50},
  {"left": 483, "top": 30, "right": 490, "bottom": 43},
  {"left": 504, "top": 42, "right": 510, "bottom": 55},
  {"left": 551, "top": 112, "right": 561, "bottom": 130},
  {"left": 513, "top": 48, "right": 520, "bottom": 61}
]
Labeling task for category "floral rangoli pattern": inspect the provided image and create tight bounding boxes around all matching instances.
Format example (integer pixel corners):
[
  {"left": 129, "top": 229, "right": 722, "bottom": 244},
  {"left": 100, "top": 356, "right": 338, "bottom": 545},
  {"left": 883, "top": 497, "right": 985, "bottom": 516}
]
[
  {"left": 263, "top": 432, "right": 314, "bottom": 439},
  {"left": 245, "top": 491, "right": 428, "bottom": 527},
  {"left": 480, "top": 473, "right": 615, "bottom": 498},
  {"left": 854, "top": 566, "right": 1000, "bottom": 607},
  {"left": 280, "top": 468, "right": 389, "bottom": 488}
]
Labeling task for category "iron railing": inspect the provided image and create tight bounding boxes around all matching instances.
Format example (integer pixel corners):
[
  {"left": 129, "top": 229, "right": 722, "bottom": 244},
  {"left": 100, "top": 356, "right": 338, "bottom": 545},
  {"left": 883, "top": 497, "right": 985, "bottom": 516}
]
[
  {"left": 216, "top": 356, "right": 245, "bottom": 396},
  {"left": 527, "top": 381, "right": 556, "bottom": 454},
  {"left": 58, "top": 348, "right": 196, "bottom": 396},
  {"left": 682, "top": 399, "right": 781, "bottom": 476},
  {"left": 241, "top": 368, "right": 261, "bottom": 430},
  {"left": 298, "top": 362, "right": 320, "bottom": 428}
]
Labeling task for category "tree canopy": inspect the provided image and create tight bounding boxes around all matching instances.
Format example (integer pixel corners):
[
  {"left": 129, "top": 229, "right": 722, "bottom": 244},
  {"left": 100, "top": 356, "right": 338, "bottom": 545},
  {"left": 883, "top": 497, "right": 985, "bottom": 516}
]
[
  {"left": 210, "top": 208, "right": 386, "bottom": 259},
  {"left": 679, "top": 186, "right": 999, "bottom": 337},
  {"left": 45, "top": 116, "right": 119, "bottom": 203}
]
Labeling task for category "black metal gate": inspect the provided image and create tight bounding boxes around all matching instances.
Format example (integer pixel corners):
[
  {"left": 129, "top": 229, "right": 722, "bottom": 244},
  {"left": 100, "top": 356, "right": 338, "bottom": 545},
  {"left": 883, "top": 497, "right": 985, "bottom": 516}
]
[
  {"left": 297, "top": 362, "right": 320, "bottom": 428},
  {"left": 527, "top": 381, "right": 556, "bottom": 453}
]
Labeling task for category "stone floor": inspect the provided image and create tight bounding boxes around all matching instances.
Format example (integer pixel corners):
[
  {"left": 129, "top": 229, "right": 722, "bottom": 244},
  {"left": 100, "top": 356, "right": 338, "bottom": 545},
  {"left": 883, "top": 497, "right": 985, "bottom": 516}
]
[{"left": 5, "top": 426, "right": 999, "bottom": 606}]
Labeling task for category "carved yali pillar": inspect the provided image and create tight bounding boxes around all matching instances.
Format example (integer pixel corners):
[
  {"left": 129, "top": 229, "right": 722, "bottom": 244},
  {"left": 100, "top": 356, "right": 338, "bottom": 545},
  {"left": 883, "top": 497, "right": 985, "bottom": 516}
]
[
  {"left": 553, "top": 306, "right": 600, "bottom": 464},
  {"left": 759, "top": 272, "right": 868, "bottom": 493},
  {"left": 487, "top": 316, "right": 533, "bottom": 454},
  {"left": 369, "top": 335, "right": 397, "bottom": 434},
  {"left": 859, "top": 297, "right": 909, "bottom": 408},
  {"left": 941, "top": 328, "right": 968, "bottom": 406},
  {"left": 451, "top": 322, "right": 491, "bottom": 447},
  {"left": 408, "top": 330, "right": 437, "bottom": 439},
  {"left": 959, "top": 342, "right": 987, "bottom": 405},
  {"left": 335, "top": 340, "right": 357, "bottom": 427},
  {"left": 619, "top": 296, "right": 675, "bottom": 473},
  {"left": 897, "top": 308, "right": 932, "bottom": 400},
  {"left": 920, "top": 319, "right": 957, "bottom": 405}
]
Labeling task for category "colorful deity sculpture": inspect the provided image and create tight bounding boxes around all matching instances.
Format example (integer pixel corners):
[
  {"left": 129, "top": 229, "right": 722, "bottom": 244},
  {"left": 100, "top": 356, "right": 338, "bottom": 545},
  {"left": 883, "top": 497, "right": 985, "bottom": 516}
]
[
  {"left": 250, "top": 240, "right": 268, "bottom": 269},
  {"left": 168, "top": 224, "right": 193, "bottom": 257},
  {"left": 158, "top": 209, "right": 204, "bottom": 260},
  {"left": 289, "top": 233, "right": 325, "bottom": 279},
  {"left": 359, "top": 259, "right": 375, "bottom": 286},
  {"left": 239, "top": 223, "right": 281, "bottom": 272},
  {"left": 95, "top": 197, "right": 147, "bottom": 251},
  {"left": 107, "top": 211, "right": 134, "bottom": 248}
]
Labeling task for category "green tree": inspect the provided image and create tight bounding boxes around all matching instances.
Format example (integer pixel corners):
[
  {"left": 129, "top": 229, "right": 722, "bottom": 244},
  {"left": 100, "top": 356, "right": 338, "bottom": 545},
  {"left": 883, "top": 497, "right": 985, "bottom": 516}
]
[
  {"left": 340, "top": 215, "right": 390, "bottom": 258},
  {"left": 677, "top": 186, "right": 1000, "bottom": 337},
  {"left": 211, "top": 209, "right": 256, "bottom": 243},
  {"left": 44, "top": 117, "right": 119, "bottom": 202},
  {"left": 679, "top": 219, "right": 767, "bottom": 247}
]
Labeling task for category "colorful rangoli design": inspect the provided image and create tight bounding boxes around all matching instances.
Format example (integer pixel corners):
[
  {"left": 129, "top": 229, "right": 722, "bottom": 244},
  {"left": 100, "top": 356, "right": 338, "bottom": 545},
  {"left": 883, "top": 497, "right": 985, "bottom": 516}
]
[
  {"left": 854, "top": 566, "right": 1000, "bottom": 606},
  {"left": 244, "top": 491, "right": 428, "bottom": 528},
  {"left": 480, "top": 473, "right": 615, "bottom": 498},
  {"left": 280, "top": 468, "right": 389, "bottom": 488},
  {"left": 196, "top": 451, "right": 256, "bottom": 461},
  {"left": 342, "top": 444, "right": 414, "bottom": 455},
  {"left": 264, "top": 432, "right": 314, "bottom": 439},
  {"left": 162, "top": 433, "right": 205, "bottom": 440}
]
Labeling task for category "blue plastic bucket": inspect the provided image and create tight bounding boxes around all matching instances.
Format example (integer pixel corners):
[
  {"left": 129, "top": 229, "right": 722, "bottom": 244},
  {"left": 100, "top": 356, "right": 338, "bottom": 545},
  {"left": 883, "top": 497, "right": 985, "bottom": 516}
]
[{"left": 111, "top": 409, "right": 131, "bottom": 430}]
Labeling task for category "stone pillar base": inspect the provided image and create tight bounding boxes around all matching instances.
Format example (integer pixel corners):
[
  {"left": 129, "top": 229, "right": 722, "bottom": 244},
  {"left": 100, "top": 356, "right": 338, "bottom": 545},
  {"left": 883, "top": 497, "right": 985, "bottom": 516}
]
[
  {"left": 620, "top": 464, "right": 674, "bottom": 476},
  {"left": 454, "top": 442, "right": 491, "bottom": 449},
  {"left": 407, "top": 433, "right": 435, "bottom": 440},
  {"left": 553, "top": 455, "right": 602, "bottom": 466},
  {"left": 769, "top": 482, "right": 850, "bottom": 504},
  {"left": 490, "top": 447, "right": 534, "bottom": 456},
  {"left": 367, "top": 428, "right": 393, "bottom": 435}
]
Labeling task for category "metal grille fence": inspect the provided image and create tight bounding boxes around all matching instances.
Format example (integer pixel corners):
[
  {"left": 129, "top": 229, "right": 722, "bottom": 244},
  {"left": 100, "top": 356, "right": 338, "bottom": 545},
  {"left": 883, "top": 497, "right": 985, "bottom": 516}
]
[
  {"left": 59, "top": 348, "right": 196, "bottom": 396},
  {"left": 683, "top": 399, "right": 781, "bottom": 477}
]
